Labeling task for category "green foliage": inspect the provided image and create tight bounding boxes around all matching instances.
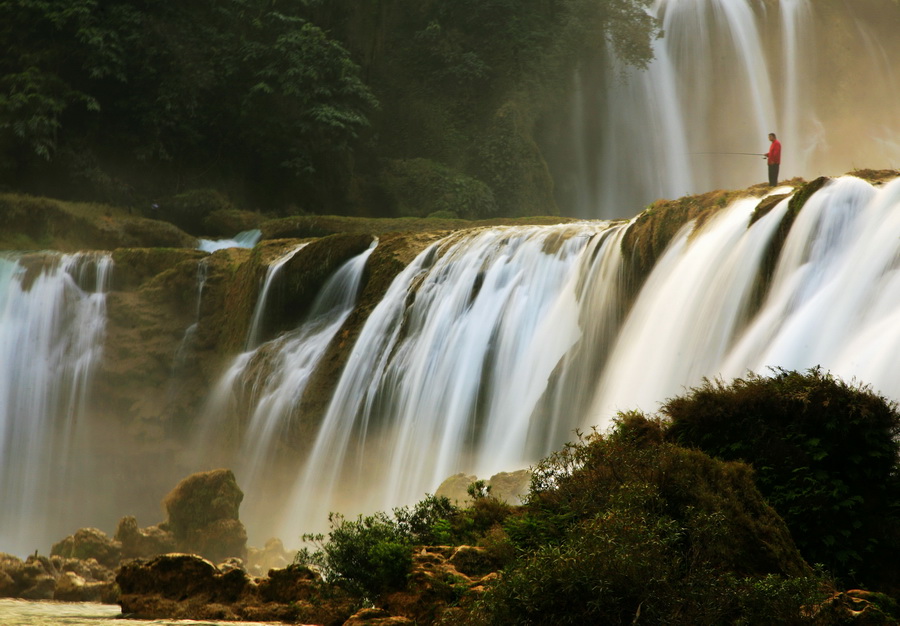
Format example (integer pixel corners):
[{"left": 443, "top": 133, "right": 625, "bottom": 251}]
[
  {"left": 381, "top": 158, "right": 497, "bottom": 219},
  {"left": 663, "top": 368, "right": 900, "bottom": 593},
  {"left": 296, "top": 511, "right": 412, "bottom": 600},
  {"left": 157, "top": 188, "right": 235, "bottom": 235},
  {"left": 0, "top": 0, "right": 660, "bottom": 216},
  {"left": 408, "top": 0, "right": 657, "bottom": 95},
  {"left": 465, "top": 428, "right": 827, "bottom": 625},
  {"left": 292, "top": 489, "right": 518, "bottom": 601},
  {"left": 393, "top": 494, "right": 458, "bottom": 545},
  {"left": 0, "top": 0, "right": 377, "bottom": 206}
]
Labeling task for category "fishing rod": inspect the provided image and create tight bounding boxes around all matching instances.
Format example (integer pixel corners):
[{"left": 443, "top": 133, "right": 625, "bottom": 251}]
[{"left": 692, "top": 151, "right": 766, "bottom": 156}]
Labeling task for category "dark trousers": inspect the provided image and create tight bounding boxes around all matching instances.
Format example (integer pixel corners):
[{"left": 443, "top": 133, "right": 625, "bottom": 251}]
[{"left": 768, "top": 163, "right": 780, "bottom": 186}]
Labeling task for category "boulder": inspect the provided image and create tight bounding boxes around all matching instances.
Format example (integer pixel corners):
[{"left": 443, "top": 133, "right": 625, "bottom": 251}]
[
  {"left": 53, "top": 570, "right": 113, "bottom": 602},
  {"left": 435, "top": 473, "right": 478, "bottom": 504},
  {"left": 256, "top": 564, "right": 321, "bottom": 603},
  {"left": 162, "top": 469, "right": 247, "bottom": 562},
  {"left": 486, "top": 470, "right": 530, "bottom": 504},
  {"left": 435, "top": 470, "right": 530, "bottom": 506},
  {"left": 344, "top": 607, "right": 415, "bottom": 625},
  {"left": 115, "top": 515, "right": 177, "bottom": 560},
  {"left": 117, "top": 554, "right": 248, "bottom": 603},
  {"left": 50, "top": 528, "right": 121, "bottom": 569},
  {"left": 117, "top": 554, "right": 356, "bottom": 624},
  {"left": 246, "top": 537, "right": 290, "bottom": 576},
  {"left": 0, "top": 552, "right": 116, "bottom": 601}
]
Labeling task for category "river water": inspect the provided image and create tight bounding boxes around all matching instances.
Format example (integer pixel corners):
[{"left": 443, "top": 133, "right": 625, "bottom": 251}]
[{"left": 0, "top": 599, "right": 281, "bottom": 626}]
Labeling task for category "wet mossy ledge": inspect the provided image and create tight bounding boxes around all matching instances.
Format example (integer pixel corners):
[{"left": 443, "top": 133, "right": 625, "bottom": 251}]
[{"left": 618, "top": 169, "right": 898, "bottom": 299}]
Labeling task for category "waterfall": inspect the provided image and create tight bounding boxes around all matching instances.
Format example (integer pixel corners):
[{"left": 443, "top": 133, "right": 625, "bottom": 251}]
[
  {"left": 197, "top": 229, "right": 262, "bottom": 253},
  {"left": 0, "top": 253, "right": 112, "bottom": 556},
  {"left": 245, "top": 243, "right": 308, "bottom": 349},
  {"left": 267, "top": 175, "right": 900, "bottom": 542},
  {"left": 194, "top": 242, "right": 376, "bottom": 539},
  {"left": 4, "top": 2, "right": 900, "bottom": 560},
  {"left": 562, "top": 0, "right": 900, "bottom": 219},
  {"left": 277, "top": 223, "right": 627, "bottom": 536},
  {"left": 589, "top": 176, "right": 900, "bottom": 422}
]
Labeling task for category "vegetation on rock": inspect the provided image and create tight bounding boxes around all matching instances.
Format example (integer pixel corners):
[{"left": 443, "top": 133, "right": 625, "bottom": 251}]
[{"left": 663, "top": 368, "right": 900, "bottom": 596}]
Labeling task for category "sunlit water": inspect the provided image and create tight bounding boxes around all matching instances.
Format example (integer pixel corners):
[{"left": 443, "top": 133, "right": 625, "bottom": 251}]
[
  {"left": 0, "top": 599, "right": 278, "bottom": 626},
  {"left": 197, "top": 230, "right": 262, "bottom": 253},
  {"left": 565, "top": 0, "right": 900, "bottom": 218}
]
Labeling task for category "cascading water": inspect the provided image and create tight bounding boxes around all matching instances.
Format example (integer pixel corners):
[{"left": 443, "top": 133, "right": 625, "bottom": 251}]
[
  {"left": 558, "top": 0, "right": 900, "bottom": 219},
  {"left": 589, "top": 176, "right": 900, "bottom": 423},
  {"left": 0, "top": 253, "right": 112, "bottom": 556},
  {"left": 277, "top": 223, "right": 628, "bottom": 536},
  {"left": 3, "top": 1, "right": 900, "bottom": 563},
  {"left": 197, "top": 229, "right": 263, "bottom": 253},
  {"left": 195, "top": 242, "right": 376, "bottom": 538},
  {"left": 245, "top": 243, "right": 308, "bottom": 350}
]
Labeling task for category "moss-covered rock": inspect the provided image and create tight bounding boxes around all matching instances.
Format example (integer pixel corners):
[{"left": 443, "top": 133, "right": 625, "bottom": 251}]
[
  {"left": 117, "top": 553, "right": 357, "bottom": 623},
  {"left": 0, "top": 193, "right": 196, "bottom": 251},
  {"left": 162, "top": 469, "right": 247, "bottom": 563},
  {"left": 50, "top": 528, "right": 122, "bottom": 569}
]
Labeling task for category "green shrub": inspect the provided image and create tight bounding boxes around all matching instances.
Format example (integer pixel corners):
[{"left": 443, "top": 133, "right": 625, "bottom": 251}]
[
  {"left": 463, "top": 426, "right": 827, "bottom": 624},
  {"left": 664, "top": 368, "right": 900, "bottom": 594},
  {"left": 296, "top": 511, "right": 412, "bottom": 600},
  {"left": 380, "top": 158, "right": 497, "bottom": 219},
  {"left": 393, "top": 494, "right": 458, "bottom": 545},
  {"left": 156, "top": 188, "right": 235, "bottom": 234}
]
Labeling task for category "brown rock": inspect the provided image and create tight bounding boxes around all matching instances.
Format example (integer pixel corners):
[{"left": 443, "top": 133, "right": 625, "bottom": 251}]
[
  {"left": 448, "top": 545, "right": 499, "bottom": 579},
  {"left": 50, "top": 527, "right": 122, "bottom": 569},
  {"left": 256, "top": 564, "right": 321, "bottom": 603},
  {"left": 162, "top": 469, "right": 247, "bottom": 562},
  {"left": 53, "top": 570, "right": 113, "bottom": 602},
  {"left": 115, "top": 515, "right": 177, "bottom": 559}
]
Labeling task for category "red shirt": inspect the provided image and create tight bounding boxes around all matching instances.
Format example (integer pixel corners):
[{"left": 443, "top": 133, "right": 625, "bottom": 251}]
[{"left": 767, "top": 139, "right": 782, "bottom": 165}]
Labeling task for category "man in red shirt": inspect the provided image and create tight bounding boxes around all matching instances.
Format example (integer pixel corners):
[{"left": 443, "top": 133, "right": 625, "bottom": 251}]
[{"left": 765, "top": 132, "right": 781, "bottom": 186}]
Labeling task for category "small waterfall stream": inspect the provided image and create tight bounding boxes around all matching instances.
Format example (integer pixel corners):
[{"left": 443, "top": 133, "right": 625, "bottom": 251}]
[{"left": 195, "top": 242, "right": 377, "bottom": 537}]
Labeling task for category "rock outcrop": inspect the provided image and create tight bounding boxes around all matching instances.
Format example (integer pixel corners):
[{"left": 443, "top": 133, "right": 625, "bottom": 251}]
[
  {"left": 50, "top": 527, "right": 122, "bottom": 569},
  {"left": 435, "top": 469, "right": 531, "bottom": 506},
  {"left": 114, "top": 545, "right": 503, "bottom": 625},
  {"left": 115, "top": 516, "right": 177, "bottom": 560},
  {"left": 117, "top": 554, "right": 356, "bottom": 624},
  {"left": 161, "top": 469, "right": 248, "bottom": 563},
  {"left": 0, "top": 552, "right": 117, "bottom": 602}
]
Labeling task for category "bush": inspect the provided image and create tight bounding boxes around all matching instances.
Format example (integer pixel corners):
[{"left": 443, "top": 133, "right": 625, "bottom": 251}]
[
  {"left": 296, "top": 512, "right": 412, "bottom": 600},
  {"left": 156, "top": 189, "right": 235, "bottom": 235},
  {"left": 380, "top": 158, "right": 497, "bottom": 219},
  {"left": 465, "top": 428, "right": 829, "bottom": 625},
  {"left": 293, "top": 488, "right": 515, "bottom": 602},
  {"left": 393, "top": 494, "right": 458, "bottom": 545},
  {"left": 663, "top": 368, "right": 900, "bottom": 594}
]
